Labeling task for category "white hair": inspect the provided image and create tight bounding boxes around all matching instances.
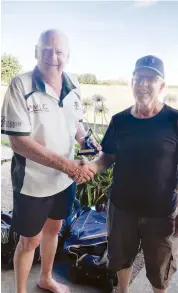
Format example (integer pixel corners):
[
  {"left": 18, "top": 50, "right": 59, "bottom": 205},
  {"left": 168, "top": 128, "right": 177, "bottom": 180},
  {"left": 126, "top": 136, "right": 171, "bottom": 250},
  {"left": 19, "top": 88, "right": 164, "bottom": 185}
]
[{"left": 37, "top": 29, "right": 70, "bottom": 53}]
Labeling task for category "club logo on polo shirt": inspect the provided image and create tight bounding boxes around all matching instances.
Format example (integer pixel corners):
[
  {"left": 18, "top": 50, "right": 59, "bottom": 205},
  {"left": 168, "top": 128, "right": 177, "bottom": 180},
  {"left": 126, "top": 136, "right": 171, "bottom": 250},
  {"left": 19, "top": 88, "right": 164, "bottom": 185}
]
[{"left": 27, "top": 104, "right": 49, "bottom": 113}]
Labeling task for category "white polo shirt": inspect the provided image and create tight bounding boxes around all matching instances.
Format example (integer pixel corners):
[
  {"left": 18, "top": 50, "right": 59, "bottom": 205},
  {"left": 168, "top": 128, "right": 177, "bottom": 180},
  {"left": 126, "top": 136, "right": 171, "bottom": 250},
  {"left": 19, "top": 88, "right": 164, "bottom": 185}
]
[{"left": 1, "top": 67, "right": 83, "bottom": 197}]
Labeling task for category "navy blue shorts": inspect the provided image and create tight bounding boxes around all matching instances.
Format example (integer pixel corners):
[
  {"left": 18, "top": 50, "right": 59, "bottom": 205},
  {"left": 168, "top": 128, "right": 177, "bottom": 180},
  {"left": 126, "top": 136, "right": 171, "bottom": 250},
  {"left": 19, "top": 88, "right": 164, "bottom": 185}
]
[{"left": 12, "top": 183, "right": 76, "bottom": 237}]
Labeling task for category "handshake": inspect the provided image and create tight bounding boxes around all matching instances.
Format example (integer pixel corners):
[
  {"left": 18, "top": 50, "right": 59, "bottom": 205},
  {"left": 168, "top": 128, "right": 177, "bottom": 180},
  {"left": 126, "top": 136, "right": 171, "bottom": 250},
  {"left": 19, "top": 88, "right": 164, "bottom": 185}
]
[
  {"left": 66, "top": 129, "right": 102, "bottom": 183},
  {"left": 67, "top": 159, "right": 98, "bottom": 183},
  {"left": 68, "top": 129, "right": 102, "bottom": 183}
]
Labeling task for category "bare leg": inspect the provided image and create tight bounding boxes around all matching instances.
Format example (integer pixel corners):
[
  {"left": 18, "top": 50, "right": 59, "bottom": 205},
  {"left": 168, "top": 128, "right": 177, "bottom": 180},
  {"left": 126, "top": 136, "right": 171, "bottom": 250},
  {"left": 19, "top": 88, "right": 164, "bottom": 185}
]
[
  {"left": 38, "top": 218, "right": 69, "bottom": 293},
  {"left": 14, "top": 234, "right": 41, "bottom": 293},
  {"left": 117, "top": 267, "right": 133, "bottom": 293}
]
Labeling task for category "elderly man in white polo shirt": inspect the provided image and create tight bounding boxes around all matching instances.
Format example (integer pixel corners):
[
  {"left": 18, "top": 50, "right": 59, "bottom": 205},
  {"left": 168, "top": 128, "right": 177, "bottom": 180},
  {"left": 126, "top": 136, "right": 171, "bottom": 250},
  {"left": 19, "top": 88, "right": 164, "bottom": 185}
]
[{"left": 1, "top": 29, "right": 100, "bottom": 293}]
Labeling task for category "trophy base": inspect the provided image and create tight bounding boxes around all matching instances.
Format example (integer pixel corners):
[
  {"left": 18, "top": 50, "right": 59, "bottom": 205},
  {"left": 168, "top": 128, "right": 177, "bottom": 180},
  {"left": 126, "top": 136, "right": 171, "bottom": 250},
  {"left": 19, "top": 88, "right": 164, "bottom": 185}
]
[{"left": 77, "top": 149, "right": 97, "bottom": 156}]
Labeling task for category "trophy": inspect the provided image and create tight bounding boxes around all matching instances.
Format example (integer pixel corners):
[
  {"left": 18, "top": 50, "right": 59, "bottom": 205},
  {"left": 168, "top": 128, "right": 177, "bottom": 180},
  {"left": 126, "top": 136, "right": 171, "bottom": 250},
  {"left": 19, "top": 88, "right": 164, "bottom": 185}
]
[{"left": 77, "top": 128, "right": 99, "bottom": 156}]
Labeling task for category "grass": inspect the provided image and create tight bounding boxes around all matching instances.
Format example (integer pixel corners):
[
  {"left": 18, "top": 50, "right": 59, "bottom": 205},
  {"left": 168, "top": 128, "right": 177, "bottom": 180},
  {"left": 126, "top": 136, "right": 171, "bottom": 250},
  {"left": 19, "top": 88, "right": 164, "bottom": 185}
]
[
  {"left": 1, "top": 83, "right": 178, "bottom": 124},
  {"left": 80, "top": 84, "right": 178, "bottom": 123}
]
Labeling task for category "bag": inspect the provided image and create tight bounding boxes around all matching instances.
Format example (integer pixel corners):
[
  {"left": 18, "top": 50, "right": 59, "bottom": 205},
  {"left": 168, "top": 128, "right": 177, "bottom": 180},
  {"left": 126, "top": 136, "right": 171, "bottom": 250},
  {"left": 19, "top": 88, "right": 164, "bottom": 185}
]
[
  {"left": 1, "top": 212, "right": 19, "bottom": 269},
  {"left": 58, "top": 199, "right": 82, "bottom": 241},
  {"left": 67, "top": 242, "right": 118, "bottom": 293},
  {"left": 63, "top": 206, "right": 108, "bottom": 249},
  {"left": 64, "top": 206, "right": 118, "bottom": 292},
  {"left": 55, "top": 199, "right": 83, "bottom": 257},
  {"left": 1, "top": 199, "right": 82, "bottom": 268},
  {"left": 1, "top": 212, "right": 41, "bottom": 268}
]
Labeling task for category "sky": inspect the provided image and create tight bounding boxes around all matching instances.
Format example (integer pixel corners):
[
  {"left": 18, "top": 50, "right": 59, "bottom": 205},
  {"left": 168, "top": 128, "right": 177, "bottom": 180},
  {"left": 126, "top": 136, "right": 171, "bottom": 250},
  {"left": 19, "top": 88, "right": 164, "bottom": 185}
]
[{"left": 1, "top": 0, "right": 178, "bottom": 85}]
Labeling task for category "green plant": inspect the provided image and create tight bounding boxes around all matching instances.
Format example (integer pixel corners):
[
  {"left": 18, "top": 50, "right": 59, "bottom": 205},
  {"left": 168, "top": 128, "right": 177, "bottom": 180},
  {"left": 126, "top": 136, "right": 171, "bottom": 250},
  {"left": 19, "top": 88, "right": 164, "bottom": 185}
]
[
  {"left": 1, "top": 138, "right": 10, "bottom": 147},
  {"left": 78, "top": 73, "right": 97, "bottom": 84},
  {"left": 75, "top": 140, "right": 113, "bottom": 206},
  {"left": 76, "top": 165, "right": 113, "bottom": 207},
  {"left": 1, "top": 54, "right": 22, "bottom": 84},
  {"left": 75, "top": 92, "right": 113, "bottom": 206}
]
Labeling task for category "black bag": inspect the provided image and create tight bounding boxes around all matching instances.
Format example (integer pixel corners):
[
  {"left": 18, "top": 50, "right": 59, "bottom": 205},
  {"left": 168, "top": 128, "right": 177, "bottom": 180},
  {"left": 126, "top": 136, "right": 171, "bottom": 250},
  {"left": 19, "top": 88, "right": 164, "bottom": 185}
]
[
  {"left": 64, "top": 206, "right": 118, "bottom": 293},
  {"left": 1, "top": 212, "right": 19, "bottom": 269},
  {"left": 1, "top": 211, "right": 41, "bottom": 269},
  {"left": 67, "top": 242, "right": 118, "bottom": 293}
]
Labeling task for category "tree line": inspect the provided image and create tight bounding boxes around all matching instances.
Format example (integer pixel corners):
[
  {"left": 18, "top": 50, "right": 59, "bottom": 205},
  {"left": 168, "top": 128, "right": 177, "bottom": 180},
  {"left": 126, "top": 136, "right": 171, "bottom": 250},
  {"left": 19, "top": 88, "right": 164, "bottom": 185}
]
[
  {"left": 1, "top": 54, "right": 178, "bottom": 89},
  {"left": 1, "top": 54, "right": 128, "bottom": 86}
]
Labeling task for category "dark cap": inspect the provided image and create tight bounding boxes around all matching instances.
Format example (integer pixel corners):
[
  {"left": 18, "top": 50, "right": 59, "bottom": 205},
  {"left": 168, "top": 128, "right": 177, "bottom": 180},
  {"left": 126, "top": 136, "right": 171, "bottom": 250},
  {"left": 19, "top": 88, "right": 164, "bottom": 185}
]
[{"left": 133, "top": 55, "right": 164, "bottom": 78}]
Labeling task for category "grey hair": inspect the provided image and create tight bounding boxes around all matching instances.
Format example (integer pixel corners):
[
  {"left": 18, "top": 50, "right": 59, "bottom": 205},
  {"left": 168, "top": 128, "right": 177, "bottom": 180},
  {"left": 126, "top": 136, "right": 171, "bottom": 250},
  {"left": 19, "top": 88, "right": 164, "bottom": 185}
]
[{"left": 37, "top": 29, "right": 70, "bottom": 52}]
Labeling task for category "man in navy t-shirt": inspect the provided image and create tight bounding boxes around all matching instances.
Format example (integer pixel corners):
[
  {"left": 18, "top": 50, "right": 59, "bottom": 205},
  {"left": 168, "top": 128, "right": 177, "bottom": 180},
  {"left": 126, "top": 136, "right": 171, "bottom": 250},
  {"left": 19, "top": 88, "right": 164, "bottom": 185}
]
[{"left": 73, "top": 55, "right": 178, "bottom": 293}]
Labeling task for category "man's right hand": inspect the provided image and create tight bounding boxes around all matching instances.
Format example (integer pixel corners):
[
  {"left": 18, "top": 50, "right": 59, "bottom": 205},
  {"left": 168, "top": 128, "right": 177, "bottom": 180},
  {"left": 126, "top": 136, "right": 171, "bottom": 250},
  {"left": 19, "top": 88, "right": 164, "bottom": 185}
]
[{"left": 66, "top": 160, "right": 96, "bottom": 183}]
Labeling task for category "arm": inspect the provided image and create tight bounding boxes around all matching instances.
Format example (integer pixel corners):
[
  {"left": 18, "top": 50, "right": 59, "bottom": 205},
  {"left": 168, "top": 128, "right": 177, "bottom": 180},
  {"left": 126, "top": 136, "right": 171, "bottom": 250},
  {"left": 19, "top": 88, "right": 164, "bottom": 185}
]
[
  {"left": 71, "top": 151, "right": 115, "bottom": 183},
  {"left": 9, "top": 135, "right": 96, "bottom": 180},
  {"left": 91, "top": 152, "right": 115, "bottom": 173},
  {"left": 1, "top": 77, "right": 95, "bottom": 181},
  {"left": 91, "top": 116, "right": 116, "bottom": 173},
  {"left": 9, "top": 135, "right": 78, "bottom": 176}
]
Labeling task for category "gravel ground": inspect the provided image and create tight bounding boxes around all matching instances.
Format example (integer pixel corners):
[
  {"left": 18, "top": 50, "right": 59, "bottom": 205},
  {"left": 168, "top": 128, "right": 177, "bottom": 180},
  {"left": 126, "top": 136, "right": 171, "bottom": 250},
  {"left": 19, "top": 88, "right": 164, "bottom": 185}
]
[
  {"left": 1, "top": 161, "right": 13, "bottom": 212},
  {"left": 131, "top": 251, "right": 144, "bottom": 281},
  {"left": 1, "top": 160, "right": 145, "bottom": 282}
]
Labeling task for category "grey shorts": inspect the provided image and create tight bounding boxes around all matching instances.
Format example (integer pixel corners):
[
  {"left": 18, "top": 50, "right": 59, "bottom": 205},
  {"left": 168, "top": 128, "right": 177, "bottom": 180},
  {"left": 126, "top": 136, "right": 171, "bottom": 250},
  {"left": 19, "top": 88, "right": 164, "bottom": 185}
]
[{"left": 107, "top": 200, "right": 178, "bottom": 290}]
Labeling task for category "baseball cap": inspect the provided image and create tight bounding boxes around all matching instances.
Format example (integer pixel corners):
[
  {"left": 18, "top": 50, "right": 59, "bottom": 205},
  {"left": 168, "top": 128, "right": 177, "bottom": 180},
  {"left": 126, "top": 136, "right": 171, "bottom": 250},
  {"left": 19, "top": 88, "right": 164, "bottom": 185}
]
[{"left": 133, "top": 55, "right": 164, "bottom": 78}]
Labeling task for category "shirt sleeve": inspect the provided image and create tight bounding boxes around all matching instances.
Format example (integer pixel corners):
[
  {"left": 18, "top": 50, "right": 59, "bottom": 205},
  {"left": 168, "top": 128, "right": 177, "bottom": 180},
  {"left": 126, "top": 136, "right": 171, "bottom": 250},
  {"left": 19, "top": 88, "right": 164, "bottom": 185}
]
[
  {"left": 73, "top": 78, "right": 83, "bottom": 122},
  {"left": 101, "top": 116, "right": 117, "bottom": 154},
  {"left": 1, "top": 77, "right": 31, "bottom": 136}
]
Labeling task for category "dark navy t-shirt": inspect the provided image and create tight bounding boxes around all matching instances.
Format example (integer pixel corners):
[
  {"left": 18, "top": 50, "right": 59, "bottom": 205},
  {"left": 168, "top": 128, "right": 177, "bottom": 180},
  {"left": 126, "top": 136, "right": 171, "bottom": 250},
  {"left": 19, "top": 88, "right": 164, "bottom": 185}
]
[{"left": 101, "top": 104, "right": 178, "bottom": 217}]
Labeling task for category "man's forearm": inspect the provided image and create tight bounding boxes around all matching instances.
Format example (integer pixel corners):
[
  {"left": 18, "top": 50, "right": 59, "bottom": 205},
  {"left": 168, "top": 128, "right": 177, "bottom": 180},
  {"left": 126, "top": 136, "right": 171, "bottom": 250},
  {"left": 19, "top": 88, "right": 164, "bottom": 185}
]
[
  {"left": 75, "top": 122, "right": 86, "bottom": 147},
  {"left": 91, "top": 152, "right": 115, "bottom": 173},
  {"left": 9, "top": 135, "right": 71, "bottom": 174}
]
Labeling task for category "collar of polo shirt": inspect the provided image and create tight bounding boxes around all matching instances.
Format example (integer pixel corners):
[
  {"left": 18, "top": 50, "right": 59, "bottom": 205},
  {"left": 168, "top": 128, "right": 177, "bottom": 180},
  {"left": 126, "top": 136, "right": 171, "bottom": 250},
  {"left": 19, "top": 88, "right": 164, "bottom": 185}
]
[{"left": 27, "top": 66, "right": 76, "bottom": 107}]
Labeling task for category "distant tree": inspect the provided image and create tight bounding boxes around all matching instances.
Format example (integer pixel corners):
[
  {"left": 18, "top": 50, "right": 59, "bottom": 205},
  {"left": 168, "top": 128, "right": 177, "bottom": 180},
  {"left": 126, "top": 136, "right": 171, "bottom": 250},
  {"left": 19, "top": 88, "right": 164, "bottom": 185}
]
[
  {"left": 78, "top": 73, "right": 97, "bottom": 84},
  {"left": 97, "top": 78, "right": 128, "bottom": 85},
  {"left": 1, "top": 54, "right": 22, "bottom": 84},
  {"left": 73, "top": 73, "right": 129, "bottom": 85}
]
